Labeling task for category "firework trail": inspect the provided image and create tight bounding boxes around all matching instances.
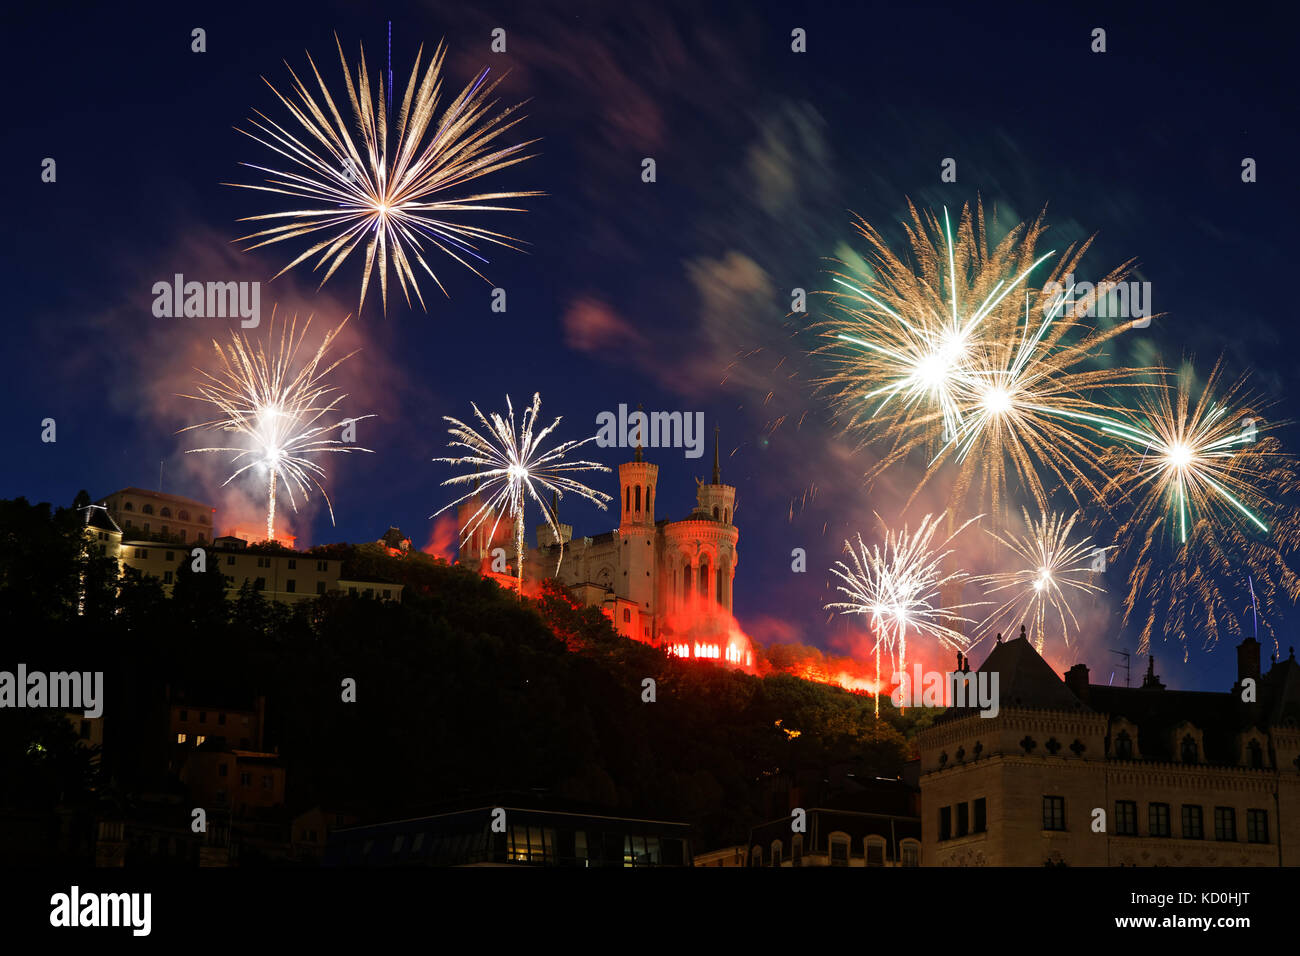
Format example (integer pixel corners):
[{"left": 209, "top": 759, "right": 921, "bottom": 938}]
[
  {"left": 1096, "top": 359, "right": 1300, "bottom": 655},
  {"left": 179, "top": 312, "right": 374, "bottom": 543},
  {"left": 976, "top": 507, "right": 1108, "bottom": 655},
  {"left": 826, "top": 512, "right": 980, "bottom": 714},
  {"left": 228, "top": 34, "right": 542, "bottom": 314},
  {"left": 433, "top": 393, "right": 612, "bottom": 597},
  {"left": 817, "top": 199, "right": 1154, "bottom": 520}
]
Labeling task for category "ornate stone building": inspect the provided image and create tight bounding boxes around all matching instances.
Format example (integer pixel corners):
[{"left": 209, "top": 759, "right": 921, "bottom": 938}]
[
  {"left": 918, "top": 631, "right": 1300, "bottom": 866},
  {"left": 456, "top": 432, "right": 745, "bottom": 663}
]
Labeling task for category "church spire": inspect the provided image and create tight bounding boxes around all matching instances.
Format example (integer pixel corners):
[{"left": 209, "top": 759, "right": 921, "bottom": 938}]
[{"left": 712, "top": 425, "right": 720, "bottom": 484}]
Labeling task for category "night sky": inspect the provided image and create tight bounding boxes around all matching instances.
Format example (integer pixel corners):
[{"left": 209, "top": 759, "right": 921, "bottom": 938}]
[{"left": 4, "top": 1, "right": 1297, "bottom": 692}]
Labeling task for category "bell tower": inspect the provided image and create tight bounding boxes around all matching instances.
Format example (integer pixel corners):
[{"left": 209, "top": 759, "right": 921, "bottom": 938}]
[{"left": 618, "top": 412, "right": 659, "bottom": 635}]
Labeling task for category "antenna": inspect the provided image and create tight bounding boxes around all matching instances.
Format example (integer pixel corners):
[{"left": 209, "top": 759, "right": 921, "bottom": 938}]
[
  {"left": 1108, "top": 648, "right": 1131, "bottom": 688},
  {"left": 159, "top": 459, "right": 165, "bottom": 494},
  {"left": 1248, "top": 574, "right": 1259, "bottom": 641}
]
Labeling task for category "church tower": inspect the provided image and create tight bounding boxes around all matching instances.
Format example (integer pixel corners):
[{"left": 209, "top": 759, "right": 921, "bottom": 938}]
[{"left": 618, "top": 419, "right": 659, "bottom": 636}]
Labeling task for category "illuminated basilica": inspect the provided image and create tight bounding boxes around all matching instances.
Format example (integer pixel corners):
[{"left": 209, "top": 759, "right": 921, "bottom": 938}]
[{"left": 457, "top": 431, "right": 749, "bottom": 665}]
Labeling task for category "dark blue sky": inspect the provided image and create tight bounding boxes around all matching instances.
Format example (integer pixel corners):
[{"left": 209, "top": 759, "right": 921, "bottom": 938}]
[{"left": 3, "top": 1, "right": 1297, "bottom": 691}]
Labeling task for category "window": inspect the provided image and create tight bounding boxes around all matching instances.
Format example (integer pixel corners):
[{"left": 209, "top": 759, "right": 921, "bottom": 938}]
[
  {"left": 316, "top": 581, "right": 326, "bottom": 595},
  {"left": 317, "top": 561, "right": 328, "bottom": 572},
  {"left": 750, "top": 846, "right": 762, "bottom": 867},
  {"left": 383, "top": 589, "right": 392, "bottom": 599},
  {"left": 194, "top": 735, "right": 205, "bottom": 746},
  {"left": 218, "top": 713, "right": 226, "bottom": 725},
  {"left": 286, "top": 579, "right": 296, "bottom": 593},
  {"left": 124, "top": 502, "right": 134, "bottom": 511},
  {"left": 142, "top": 504, "right": 154, "bottom": 515},
  {"left": 1114, "top": 730, "right": 1133, "bottom": 759},
  {"left": 1182, "top": 805, "right": 1204, "bottom": 840},
  {"left": 1214, "top": 807, "right": 1236, "bottom": 841},
  {"left": 956, "top": 802, "right": 969, "bottom": 837},
  {"left": 262, "top": 775, "right": 273, "bottom": 790},
  {"left": 254, "top": 577, "right": 266, "bottom": 591},
  {"left": 792, "top": 835, "right": 803, "bottom": 867},
  {"left": 142, "top": 524, "right": 149, "bottom": 533},
  {"left": 176, "top": 733, "right": 187, "bottom": 744},
  {"left": 829, "top": 837, "right": 849, "bottom": 867},
  {"left": 770, "top": 841, "right": 782, "bottom": 867},
  {"left": 1247, "top": 809, "right": 1269, "bottom": 844},
  {"left": 179, "top": 510, "right": 189, "bottom": 520},
  {"left": 179, "top": 709, "right": 188, "bottom": 721},
  {"left": 288, "top": 559, "right": 296, "bottom": 569},
  {"left": 257, "top": 556, "right": 270, "bottom": 568},
  {"left": 1149, "top": 803, "right": 1170, "bottom": 838},
  {"left": 1042, "top": 796, "right": 1066, "bottom": 831},
  {"left": 226, "top": 555, "right": 235, "bottom": 566},
  {"left": 199, "top": 711, "right": 207, "bottom": 724},
  {"left": 218, "top": 763, "right": 228, "bottom": 777},
  {"left": 1181, "top": 735, "right": 1198, "bottom": 764},
  {"left": 901, "top": 840, "right": 920, "bottom": 867},
  {"left": 160, "top": 507, "right": 171, "bottom": 517},
  {"left": 865, "top": 836, "right": 885, "bottom": 867},
  {"left": 199, "top": 515, "right": 208, "bottom": 525},
  {"left": 939, "top": 806, "right": 952, "bottom": 841},
  {"left": 1115, "top": 800, "right": 1137, "bottom": 836},
  {"left": 240, "top": 772, "right": 251, "bottom": 787},
  {"left": 973, "top": 797, "right": 987, "bottom": 833},
  {"left": 623, "top": 608, "right": 631, "bottom": 623},
  {"left": 163, "top": 570, "right": 173, "bottom": 584},
  {"left": 165, "top": 550, "right": 175, "bottom": 561}
]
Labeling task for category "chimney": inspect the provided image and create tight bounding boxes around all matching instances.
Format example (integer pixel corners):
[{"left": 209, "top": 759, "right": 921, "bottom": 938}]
[
  {"left": 1237, "top": 636, "right": 1261, "bottom": 686},
  {"left": 1064, "top": 663, "right": 1090, "bottom": 704},
  {"left": 1140, "top": 655, "right": 1165, "bottom": 691}
]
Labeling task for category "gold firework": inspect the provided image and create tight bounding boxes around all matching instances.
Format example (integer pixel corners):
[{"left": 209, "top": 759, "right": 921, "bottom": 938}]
[
  {"left": 817, "top": 199, "right": 1153, "bottom": 519},
  {"left": 1098, "top": 360, "right": 1300, "bottom": 654},
  {"left": 228, "top": 35, "right": 542, "bottom": 314}
]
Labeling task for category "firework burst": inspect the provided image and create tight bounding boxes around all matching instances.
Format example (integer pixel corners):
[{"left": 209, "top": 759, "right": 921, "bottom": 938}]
[
  {"left": 1097, "top": 360, "right": 1300, "bottom": 655},
  {"left": 817, "top": 199, "right": 1153, "bottom": 519},
  {"left": 433, "top": 393, "right": 611, "bottom": 596},
  {"left": 179, "top": 312, "right": 374, "bottom": 543},
  {"left": 976, "top": 507, "right": 1108, "bottom": 655},
  {"left": 826, "top": 512, "right": 979, "bottom": 714},
  {"left": 228, "top": 35, "right": 542, "bottom": 314}
]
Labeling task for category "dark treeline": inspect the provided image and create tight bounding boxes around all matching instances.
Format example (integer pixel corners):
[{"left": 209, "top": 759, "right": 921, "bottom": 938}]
[{"left": 0, "top": 494, "right": 915, "bottom": 857}]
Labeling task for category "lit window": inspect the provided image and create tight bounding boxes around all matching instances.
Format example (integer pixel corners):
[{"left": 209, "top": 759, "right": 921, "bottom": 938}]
[
  {"left": 195, "top": 735, "right": 205, "bottom": 746},
  {"left": 176, "top": 733, "right": 186, "bottom": 744}
]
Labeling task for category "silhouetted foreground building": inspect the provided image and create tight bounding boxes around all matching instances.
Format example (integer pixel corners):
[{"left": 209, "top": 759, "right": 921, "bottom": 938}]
[
  {"left": 919, "top": 633, "right": 1300, "bottom": 866},
  {"left": 325, "top": 805, "right": 694, "bottom": 867},
  {"left": 746, "top": 777, "right": 922, "bottom": 867}
]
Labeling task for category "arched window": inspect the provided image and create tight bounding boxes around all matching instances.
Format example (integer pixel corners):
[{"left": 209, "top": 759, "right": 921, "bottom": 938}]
[
  {"left": 865, "top": 835, "right": 886, "bottom": 867},
  {"left": 635, "top": 485, "right": 641, "bottom": 512},
  {"left": 698, "top": 558, "right": 709, "bottom": 598},
  {"left": 142, "top": 504, "right": 154, "bottom": 515},
  {"left": 750, "top": 846, "right": 763, "bottom": 867},
  {"left": 625, "top": 486, "right": 630, "bottom": 513},
  {"left": 646, "top": 487, "right": 652, "bottom": 513},
  {"left": 792, "top": 834, "right": 803, "bottom": 867},
  {"left": 1181, "top": 735, "right": 1198, "bottom": 764},
  {"left": 724, "top": 508, "right": 729, "bottom": 523},
  {"left": 179, "top": 510, "right": 189, "bottom": 521},
  {"left": 1114, "top": 730, "right": 1133, "bottom": 759},
  {"left": 1249, "top": 739, "right": 1264, "bottom": 769},
  {"left": 712, "top": 506, "right": 719, "bottom": 519},
  {"left": 622, "top": 608, "right": 631, "bottom": 624},
  {"left": 900, "top": 839, "right": 920, "bottom": 867},
  {"left": 123, "top": 502, "right": 134, "bottom": 511},
  {"left": 683, "top": 564, "right": 692, "bottom": 599},
  {"left": 160, "top": 507, "right": 171, "bottom": 517},
  {"left": 199, "top": 514, "right": 208, "bottom": 525},
  {"left": 770, "top": 840, "right": 783, "bottom": 867}
]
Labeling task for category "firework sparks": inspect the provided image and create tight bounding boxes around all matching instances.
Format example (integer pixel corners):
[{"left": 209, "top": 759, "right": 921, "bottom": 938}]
[
  {"left": 817, "top": 200, "right": 1152, "bottom": 518},
  {"left": 228, "top": 35, "right": 542, "bottom": 314},
  {"left": 1097, "top": 360, "right": 1300, "bottom": 654},
  {"left": 976, "top": 507, "right": 1108, "bottom": 655},
  {"left": 826, "top": 512, "right": 979, "bottom": 714},
  {"left": 179, "top": 312, "right": 374, "bottom": 543},
  {"left": 433, "top": 393, "right": 612, "bottom": 597}
]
